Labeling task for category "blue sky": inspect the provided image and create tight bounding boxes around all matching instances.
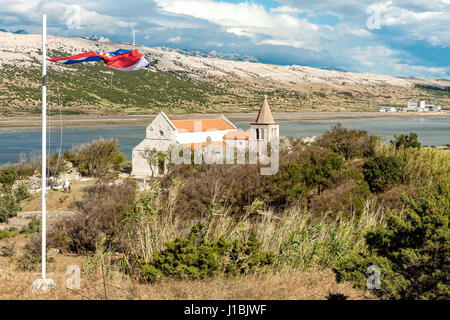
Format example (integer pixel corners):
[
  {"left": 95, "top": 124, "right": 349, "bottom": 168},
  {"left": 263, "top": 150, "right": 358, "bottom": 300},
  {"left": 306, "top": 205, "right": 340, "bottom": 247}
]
[{"left": 0, "top": 0, "right": 449, "bottom": 78}]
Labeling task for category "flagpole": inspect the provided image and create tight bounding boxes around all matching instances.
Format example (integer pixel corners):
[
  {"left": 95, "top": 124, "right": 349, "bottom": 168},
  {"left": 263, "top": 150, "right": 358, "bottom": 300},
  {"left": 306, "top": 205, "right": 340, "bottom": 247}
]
[
  {"left": 32, "top": 14, "right": 55, "bottom": 292},
  {"left": 41, "top": 13, "right": 47, "bottom": 281}
]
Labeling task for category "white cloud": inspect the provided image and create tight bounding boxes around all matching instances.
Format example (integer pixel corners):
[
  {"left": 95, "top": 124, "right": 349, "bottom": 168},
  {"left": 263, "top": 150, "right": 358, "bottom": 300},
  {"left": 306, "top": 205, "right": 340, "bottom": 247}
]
[
  {"left": 167, "top": 35, "right": 182, "bottom": 43},
  {"left": 0, "top": 0, "right": 131, "bottom": 32},
  {"left": 350, "top": 46, "right": 448, "bottom": 77},
  {"left": 0, "top": 0, "right": 447, "bottom": 78},
  {"left": 154, "top": 0, "right": 324, "bottom": 50}
]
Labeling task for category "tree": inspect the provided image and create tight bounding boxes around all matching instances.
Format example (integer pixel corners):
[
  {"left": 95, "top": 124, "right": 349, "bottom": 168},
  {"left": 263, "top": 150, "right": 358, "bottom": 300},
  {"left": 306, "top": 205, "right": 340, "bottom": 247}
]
[
  {"left": 140, "top": 148, "right": 170, "bottom": 178},
  {"left": 0, "top": 166, "right": 18, "bottom": 186},
  {"left": 391, "top": 132, "right": 421, "bottom": 149},
  {"left": 0, "top": 187, "right": 21, "bottom": 222},
  {"left": 315, "top": 124, "right": 379, "bottom": 159},
  {"left": 64, "top": 138, "right": 126, "bottom": 177}
]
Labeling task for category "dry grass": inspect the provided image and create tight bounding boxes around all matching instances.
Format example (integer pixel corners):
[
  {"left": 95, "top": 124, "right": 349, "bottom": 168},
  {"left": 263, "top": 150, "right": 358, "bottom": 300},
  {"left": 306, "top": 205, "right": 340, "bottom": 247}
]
[
  {"left": 0, "top": 264, "right": 374, "bottom": 300},
  {"left": 20, "top": 179, "right": 95, "bottom": 212}
]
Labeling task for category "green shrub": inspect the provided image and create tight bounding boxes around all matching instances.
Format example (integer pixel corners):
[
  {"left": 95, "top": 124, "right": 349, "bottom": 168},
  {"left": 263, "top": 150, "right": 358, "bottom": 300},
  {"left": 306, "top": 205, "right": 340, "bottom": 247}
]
[
  {"left": 273, "top": 147, "right": 344, "bottom": 204},
  {"left": 0, "top": 187, "right": 21, "bottom": 222},
  {"left": 16, "top": 235, "right": 54, "bottom": 272},
  {"left": 0, "top": 241, "right": 16, "bottom": 257},
  {"left": 21, "top": 216, "right": 41, "bottom": 234},
  {"left": 139, "top": 224, "right": 274, "bottom": 282},
  {"left": 333, "top": 182, "right": 450, "bottom": 300},
  {"left": 15, "top": 183, "right": 30, "bottom": 202},
  {"left": 391, "top": 132, "right": 421, "bottom": 149},
  {"left": 363, "top": 156, "right": 402, "bottom": 192},
  {"left": 0, "top": 228, "right": 19, "bottom": 240},
  {"left": 0, "top": 166, "right": 18, "bottom": 186}
]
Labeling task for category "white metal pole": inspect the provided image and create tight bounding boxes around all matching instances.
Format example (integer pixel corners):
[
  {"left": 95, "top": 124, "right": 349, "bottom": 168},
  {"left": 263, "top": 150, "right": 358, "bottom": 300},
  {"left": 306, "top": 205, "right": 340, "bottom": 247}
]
[{"left": 41, "top": 14, "right": 47, "bottom": 280}]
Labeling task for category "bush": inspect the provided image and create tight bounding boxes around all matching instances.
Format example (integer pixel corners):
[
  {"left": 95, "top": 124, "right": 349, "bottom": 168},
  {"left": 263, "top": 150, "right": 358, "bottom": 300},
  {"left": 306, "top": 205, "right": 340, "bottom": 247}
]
[
  {"left": 391, "top": 132, "right": 421, "bottom": 149},
  {"left": 315, "top": 124, "right": 379, "bottom": 159},
  {"left": 274, "top": 147, "right": 344, "bottom": 201},
  {"left": 363, "top": 156, "right": 402, "bottom": 192},
  {"left": 15, "top": 183, "right": 30, "bottom": 202},
  {"left": 21, "top": 216, "right": 41, "bottom": 234},
  {"left": 16, "top": 235, "right": 54, "bottom": 271},
  {"left": 139, "top": 224, "right": 274, "bottom": 282},
  {"left": 0, "top": 241, "right": 16, "bottom": 257},
  {"left": 0, "top": 187, "right": 21, "bottom": 222},
  {"left": 333, "top": 182, "right": 450, "bottom": 300},
  {"left": 56, "top": 179, "right": 136, "bottom": 253},
  {"left": 0, "top": 228, "right": 18, "bottom": 240},
  {"left": 64, "top": 138, "right": 127, "bottom": 177},
  {"left": 0, "top": 166, "right": 18, "bottom": 186},
  {"left": 162, "top": 164, "right": 266, "bottom": 218}
]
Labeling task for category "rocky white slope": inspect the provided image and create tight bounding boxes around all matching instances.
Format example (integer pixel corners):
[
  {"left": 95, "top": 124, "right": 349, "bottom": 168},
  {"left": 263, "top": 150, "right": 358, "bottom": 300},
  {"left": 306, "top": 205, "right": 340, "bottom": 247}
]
[{"left": 0, "top": 33, "right": 447, "bottom": 89}]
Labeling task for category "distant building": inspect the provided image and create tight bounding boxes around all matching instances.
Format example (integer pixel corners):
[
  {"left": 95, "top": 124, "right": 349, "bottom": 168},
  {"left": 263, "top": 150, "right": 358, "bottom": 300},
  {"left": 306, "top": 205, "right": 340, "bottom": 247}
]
[
  {"left": 132, "top": 95, "right": 279, "bottom": 177},
  {"left": 427, "top": 105, "right": 441, "bottom": 112},
  {"left": 407, "top": 100, "right": 426, "bottom": 110},
  {"left": 406, "top": 100, "right": 441, "bottom": 112},
  {"left": 379, "top": 107, "right": 397, "bottom": 112}
]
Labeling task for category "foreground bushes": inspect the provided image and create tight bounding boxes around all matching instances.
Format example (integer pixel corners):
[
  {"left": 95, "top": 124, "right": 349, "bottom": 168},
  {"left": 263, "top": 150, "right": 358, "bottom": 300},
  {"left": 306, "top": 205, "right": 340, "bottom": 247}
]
[
  {"left": 139, "top": 224, "right": 274, "bottom": 282},
  {"left": 334, "top": 182, "right": 449, "bottom": 299}
]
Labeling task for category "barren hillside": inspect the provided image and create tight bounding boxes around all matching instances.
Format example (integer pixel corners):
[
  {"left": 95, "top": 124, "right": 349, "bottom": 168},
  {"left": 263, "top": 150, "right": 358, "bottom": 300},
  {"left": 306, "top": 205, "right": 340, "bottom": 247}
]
[{"left": 0, "top": 33, "right": 448, "bottom": 116}]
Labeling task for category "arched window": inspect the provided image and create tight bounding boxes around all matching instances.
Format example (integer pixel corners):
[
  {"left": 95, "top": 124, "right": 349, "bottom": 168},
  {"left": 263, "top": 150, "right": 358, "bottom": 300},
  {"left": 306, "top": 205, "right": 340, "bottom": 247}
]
[
  {"left": 261, "top": 128, "right": 265, "bottom": 140},
  {"left": 256, "top": 128, "right": 260, "bottom": 140}
]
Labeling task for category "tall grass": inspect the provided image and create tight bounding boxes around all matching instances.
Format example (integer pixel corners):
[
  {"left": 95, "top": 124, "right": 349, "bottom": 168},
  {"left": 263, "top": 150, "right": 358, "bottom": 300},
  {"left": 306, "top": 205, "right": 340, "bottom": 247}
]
[
  {"left": 380, "top": 145, "right": 450, "bottom": 186},
  {"left": 123, "top": 181, "right": 385, "bottom": 272}
]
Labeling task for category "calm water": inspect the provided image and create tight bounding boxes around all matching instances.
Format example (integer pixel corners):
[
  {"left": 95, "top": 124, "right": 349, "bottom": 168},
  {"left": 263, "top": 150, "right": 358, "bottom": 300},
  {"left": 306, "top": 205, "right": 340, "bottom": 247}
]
[{"left": 0, "top": 118, "right": 449, "bottom": 165}]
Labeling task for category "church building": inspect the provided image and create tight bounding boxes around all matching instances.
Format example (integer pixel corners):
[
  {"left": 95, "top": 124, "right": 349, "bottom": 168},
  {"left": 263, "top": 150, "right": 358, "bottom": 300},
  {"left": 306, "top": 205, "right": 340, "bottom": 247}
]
[{"left": 131, "top": 95, "right": 279, "bottom": 177}]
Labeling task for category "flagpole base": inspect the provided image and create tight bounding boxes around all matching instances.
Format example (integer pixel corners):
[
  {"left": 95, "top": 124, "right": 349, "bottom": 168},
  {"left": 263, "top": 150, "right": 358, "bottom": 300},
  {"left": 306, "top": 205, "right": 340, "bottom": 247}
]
[{"left": 31, "top": 278, "right": 56, "bottom": 293}]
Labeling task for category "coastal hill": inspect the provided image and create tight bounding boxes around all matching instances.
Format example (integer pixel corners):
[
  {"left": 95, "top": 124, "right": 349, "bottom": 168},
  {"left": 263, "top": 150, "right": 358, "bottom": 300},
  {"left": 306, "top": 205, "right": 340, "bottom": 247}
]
[{"left": 0, "top": 33, "right": 448, "bottom": 116}]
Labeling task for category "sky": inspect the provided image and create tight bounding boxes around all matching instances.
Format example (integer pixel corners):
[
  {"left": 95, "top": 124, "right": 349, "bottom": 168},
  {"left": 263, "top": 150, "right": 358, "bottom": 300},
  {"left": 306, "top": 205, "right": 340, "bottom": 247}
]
[{"left": 0, "top": 0, "right": 449, "bottom": 78}]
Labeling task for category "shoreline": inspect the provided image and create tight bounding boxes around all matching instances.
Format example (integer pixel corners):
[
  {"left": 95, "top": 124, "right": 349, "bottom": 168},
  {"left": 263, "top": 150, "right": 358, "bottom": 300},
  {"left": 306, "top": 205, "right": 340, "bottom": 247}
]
[{"left": 0, "top": 111, "right": 449, "bottom": 129}]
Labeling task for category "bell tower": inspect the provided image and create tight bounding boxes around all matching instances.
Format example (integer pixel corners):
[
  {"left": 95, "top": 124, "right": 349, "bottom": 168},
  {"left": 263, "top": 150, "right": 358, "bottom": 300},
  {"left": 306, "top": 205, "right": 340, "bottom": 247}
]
[{"left": 250, "top": 95, "right": 279, "bottom": 143}]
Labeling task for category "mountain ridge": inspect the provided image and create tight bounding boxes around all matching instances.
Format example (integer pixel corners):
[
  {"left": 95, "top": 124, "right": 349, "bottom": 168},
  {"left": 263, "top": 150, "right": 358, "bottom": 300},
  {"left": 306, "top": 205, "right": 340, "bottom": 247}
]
[{"left": 0, "top": 33, "right": 448, "bottom": 116}]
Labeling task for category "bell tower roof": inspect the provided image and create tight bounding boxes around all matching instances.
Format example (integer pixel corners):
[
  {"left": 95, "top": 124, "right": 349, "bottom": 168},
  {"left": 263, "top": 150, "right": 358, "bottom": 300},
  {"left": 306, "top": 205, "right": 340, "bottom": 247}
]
[{"left": 253, "top": 95, "right": 275, "bottom": 125}]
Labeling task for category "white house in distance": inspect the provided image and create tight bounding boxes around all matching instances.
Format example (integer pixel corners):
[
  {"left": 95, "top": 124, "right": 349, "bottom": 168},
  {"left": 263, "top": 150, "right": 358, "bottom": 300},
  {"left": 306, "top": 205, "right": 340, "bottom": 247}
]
[
  {"left": 132, "top": 95, "right": 279, "bottom": 177},
  {"left": 380, "top": 100, "right": 442, "bottom": 113}
]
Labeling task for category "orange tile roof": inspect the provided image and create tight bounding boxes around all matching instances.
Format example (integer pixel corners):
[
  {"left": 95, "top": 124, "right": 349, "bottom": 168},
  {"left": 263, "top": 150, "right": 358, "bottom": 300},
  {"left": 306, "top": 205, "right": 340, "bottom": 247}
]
[
  {"left": 183, "top": 141, "right": 226, "bottom": 150},
  {"left": 171, "top": 118, "right": 235, "bottom": 132},
  {"left": 223, "top": 131, "right": 251, "bottom": 140}
]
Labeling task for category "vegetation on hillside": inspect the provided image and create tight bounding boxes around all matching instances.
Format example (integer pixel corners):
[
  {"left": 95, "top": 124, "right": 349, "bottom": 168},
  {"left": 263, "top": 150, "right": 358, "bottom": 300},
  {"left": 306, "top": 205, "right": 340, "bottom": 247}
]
[{"left": 0, "top": 62, "right": 448, "bottom": 116}]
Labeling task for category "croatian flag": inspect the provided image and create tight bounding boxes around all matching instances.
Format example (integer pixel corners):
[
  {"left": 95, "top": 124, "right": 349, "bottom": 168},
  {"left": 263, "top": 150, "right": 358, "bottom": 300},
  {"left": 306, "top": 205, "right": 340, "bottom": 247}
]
[{"left": 49, "top": 49, "right": 150, "bottom": 71}]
